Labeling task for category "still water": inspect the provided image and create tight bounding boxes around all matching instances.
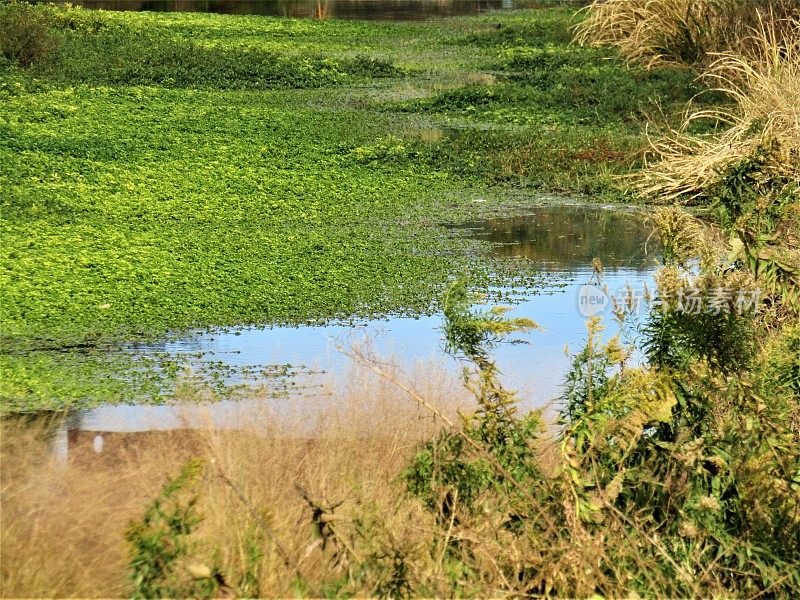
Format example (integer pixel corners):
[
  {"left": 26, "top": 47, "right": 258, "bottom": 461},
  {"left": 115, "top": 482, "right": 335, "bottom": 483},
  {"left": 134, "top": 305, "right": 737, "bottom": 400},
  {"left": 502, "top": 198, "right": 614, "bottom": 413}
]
[
  {"left": 59, "top": 0, "right": 546, "bottom": 19},
  {"left": 60, "top": 205, "right": 658, "bottom": 440}
]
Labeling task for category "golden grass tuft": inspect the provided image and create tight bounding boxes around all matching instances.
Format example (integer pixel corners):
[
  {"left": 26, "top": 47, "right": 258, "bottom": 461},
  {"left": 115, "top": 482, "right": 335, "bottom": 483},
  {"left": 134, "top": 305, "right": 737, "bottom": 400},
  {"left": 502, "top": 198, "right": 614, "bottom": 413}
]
[
  {"left": 638, "top": 15, "right": 800, "bottom": 202},
  {"left": 575, "top": 0, "right": 799, "bottom": 68}
]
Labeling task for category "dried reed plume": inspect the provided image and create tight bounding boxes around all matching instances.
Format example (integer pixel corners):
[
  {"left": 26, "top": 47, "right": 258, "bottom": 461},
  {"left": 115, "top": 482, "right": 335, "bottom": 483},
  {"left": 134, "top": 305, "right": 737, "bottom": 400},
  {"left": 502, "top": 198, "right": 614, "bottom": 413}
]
[
  {"left": 639, "top": 15, "right": 800, "bottom": 202},
  {"left": 575, "top": 0, "right": 799, "bottom": 68}
]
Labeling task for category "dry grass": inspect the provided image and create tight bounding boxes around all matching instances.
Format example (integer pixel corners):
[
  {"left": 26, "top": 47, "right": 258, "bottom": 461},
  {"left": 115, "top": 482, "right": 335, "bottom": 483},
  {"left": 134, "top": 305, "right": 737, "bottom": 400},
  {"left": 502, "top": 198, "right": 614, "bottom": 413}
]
[
  {"left": 575, "top": 0, "right": 800, "bottom": 68},
  {"left": 638, "top": 15, "right": 800, "bottom": 202},
  {"left": 2, "top": 348, "right": 797, "bottom": 596},
  {"left": 0, "top": 362, "right": 476, "bottom": 598},
  {"left": 3, "top": 333, "right": 796, "bottom": 598}
]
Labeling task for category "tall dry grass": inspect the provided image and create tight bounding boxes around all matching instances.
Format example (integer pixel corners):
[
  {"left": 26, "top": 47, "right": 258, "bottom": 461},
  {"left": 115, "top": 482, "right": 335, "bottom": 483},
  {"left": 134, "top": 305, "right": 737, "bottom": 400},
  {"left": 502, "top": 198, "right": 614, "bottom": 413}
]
[
  {"left": 0, "top": 362, "right": 475, "bottom": 598},
  {"left": 575, "top": 0, "right": 800, "bottom": 67},
  {"left": 639, "top": 15, "right": 800, "bottom": 201},
  {"left": 2, "top": 345, "right": 796, "bottom": 596},
  {"left": 2, "top": 352, "right": 691, "bottom": 598}
]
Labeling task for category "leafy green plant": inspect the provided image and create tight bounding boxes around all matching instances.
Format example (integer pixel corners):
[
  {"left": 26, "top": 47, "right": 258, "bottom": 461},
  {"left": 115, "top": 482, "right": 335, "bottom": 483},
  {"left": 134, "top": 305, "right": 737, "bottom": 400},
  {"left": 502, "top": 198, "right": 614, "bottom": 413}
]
[
  {"left": 405, "top": 280, "right": 544, "bottom": 520},
  {"left": 710, "top": 148, "right": 800, "bottom": 316},
  {"left": 237, "top": 525, "right": 265, "bottom": 599},
  {"left": 126, "top": 459, "right": 221, "bottom": 599}
]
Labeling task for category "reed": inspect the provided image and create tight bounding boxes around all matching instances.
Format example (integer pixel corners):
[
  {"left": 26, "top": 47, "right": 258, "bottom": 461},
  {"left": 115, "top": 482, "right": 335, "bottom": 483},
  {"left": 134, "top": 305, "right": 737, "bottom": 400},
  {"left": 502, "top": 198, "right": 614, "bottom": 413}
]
[
  {"left": 575, "top": 0, "right": 799, "bottom": 67},
  {"left": 638, "top": 15, "right": 800, "bottom": 202}
]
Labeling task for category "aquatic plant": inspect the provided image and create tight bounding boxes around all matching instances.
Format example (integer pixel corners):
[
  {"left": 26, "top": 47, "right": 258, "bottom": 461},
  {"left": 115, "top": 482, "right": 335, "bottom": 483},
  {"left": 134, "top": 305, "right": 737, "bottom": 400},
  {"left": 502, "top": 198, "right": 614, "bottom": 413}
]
[{"left": 1, "top": 2, "right": 707, "bottom": 410}]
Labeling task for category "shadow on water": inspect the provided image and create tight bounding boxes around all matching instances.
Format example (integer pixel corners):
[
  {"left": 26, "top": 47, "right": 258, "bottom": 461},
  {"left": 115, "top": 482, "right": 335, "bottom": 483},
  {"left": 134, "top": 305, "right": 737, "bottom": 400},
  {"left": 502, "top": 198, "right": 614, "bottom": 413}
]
[
  {"left": 8, "top": 205, "right": 660, "bottom": 451},
  {"left": 56, "top": 0, "right": 548, "bottom": 19}
]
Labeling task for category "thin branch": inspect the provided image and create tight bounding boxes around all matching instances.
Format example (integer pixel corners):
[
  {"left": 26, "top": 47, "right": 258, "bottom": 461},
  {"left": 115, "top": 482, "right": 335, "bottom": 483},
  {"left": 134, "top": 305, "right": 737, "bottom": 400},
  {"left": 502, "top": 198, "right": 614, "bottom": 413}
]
[{"left": 339, "top": 343, "right": 560, "bottom": 535}]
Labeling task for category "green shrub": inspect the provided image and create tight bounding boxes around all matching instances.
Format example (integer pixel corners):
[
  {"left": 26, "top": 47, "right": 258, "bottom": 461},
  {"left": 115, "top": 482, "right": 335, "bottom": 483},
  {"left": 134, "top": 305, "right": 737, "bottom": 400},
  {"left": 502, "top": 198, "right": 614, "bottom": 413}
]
[
  {"left": 400, "top": 221, "right": 800, "bottom": 596},
  {"left": 405, "top": 280, "right": 544, "bottom": 522},
  {"left": 0, "top": 2, "right": 59, "bottom": 68},
  {"left": 757, "top": 323, "right": 800, "bottom": 401},
  {"left": 126, "top": 460, "right": 221, "bottom": 599}
]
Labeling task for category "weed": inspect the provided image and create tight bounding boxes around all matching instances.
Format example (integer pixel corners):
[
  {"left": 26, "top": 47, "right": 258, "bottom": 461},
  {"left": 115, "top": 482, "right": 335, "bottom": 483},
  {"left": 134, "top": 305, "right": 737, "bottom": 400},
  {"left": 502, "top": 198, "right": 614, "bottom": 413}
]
[
  {"left": 639, "top": 17, "right": 800, "bottom": 202},
  {"left": 0, "top": 3, "right": 59, "bottom": 67},
  {"left": 126, "top": 459, "right": 220, "bottom": 599}
]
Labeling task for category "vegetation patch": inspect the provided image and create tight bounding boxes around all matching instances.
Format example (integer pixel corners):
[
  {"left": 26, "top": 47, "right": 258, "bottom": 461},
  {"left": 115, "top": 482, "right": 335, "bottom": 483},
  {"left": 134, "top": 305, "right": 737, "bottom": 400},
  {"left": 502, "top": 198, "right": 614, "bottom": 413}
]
[
  {"left": 0, "top": 3, "right": 739, "bottom": 411},
  {"left": 0, "top": 3, "right": 403, "bottom": 89},
  {"left": 0, "top": 2, "right": 798, "bottom": 597},
  {"left": 390, "top": 17, "right": 724, "bottom": 194}
]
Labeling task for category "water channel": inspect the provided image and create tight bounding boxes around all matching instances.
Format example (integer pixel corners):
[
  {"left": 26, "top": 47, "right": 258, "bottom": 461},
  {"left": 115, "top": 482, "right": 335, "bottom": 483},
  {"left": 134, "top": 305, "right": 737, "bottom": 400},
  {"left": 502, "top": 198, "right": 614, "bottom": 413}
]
[{"left": 54, "top": 205, "right": 658, "bottom": 446}]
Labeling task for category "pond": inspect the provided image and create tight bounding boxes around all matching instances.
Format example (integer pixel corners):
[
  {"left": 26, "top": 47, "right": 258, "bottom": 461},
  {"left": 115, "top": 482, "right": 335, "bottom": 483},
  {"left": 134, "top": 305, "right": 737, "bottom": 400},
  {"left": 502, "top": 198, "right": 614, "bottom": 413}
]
[
  {"left": 49, "top": 204, "right": 658, "bottom": 447},
  {"left": 57, "top": 0, "right": 548, "bottom": 19}
]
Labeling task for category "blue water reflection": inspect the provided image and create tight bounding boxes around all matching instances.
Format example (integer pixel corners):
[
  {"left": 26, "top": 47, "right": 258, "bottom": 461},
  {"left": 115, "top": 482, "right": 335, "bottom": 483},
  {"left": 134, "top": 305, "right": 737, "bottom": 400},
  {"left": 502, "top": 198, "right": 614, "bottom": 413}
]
[{"left": 73, "top": 206, "right": 658, "bottom": 433}]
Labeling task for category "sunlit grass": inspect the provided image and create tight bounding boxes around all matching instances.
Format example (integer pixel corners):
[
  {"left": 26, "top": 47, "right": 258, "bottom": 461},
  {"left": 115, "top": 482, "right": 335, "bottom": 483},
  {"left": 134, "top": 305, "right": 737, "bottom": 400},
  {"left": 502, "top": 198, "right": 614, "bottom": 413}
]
[{"left": 639, "top": 16, "right": 800, "bottom": 201}]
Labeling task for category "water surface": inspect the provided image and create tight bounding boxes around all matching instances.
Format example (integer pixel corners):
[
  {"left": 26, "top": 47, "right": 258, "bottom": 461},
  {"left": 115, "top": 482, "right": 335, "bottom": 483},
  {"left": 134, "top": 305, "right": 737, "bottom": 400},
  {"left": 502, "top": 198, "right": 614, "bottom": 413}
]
[
  {"left": 61, "top": 0, "right": 547, "bottom": 19},
  {"left": 60, "top": 205, "right": 657, "bottom": 442}
]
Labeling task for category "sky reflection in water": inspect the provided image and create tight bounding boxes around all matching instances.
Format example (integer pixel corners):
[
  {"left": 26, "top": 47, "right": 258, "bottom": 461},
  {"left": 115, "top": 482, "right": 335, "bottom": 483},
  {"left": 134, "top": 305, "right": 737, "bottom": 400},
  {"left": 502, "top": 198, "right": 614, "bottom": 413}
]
[{"left": 71, "top": 206, "right": 658, "bottom": 434}]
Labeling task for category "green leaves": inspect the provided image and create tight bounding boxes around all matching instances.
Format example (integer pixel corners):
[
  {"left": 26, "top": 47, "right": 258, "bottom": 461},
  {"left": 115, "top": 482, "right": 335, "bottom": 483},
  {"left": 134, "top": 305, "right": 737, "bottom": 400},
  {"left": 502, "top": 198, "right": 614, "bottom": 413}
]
[
  {"left": 442, "top": 278, "right": 539, "bottom": 363},
  {"left": 0, "top": 84, "right": 453, "bottom": 344},
  {"left": 126, "top": 459, "right": 220, "bottom": 599}
]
